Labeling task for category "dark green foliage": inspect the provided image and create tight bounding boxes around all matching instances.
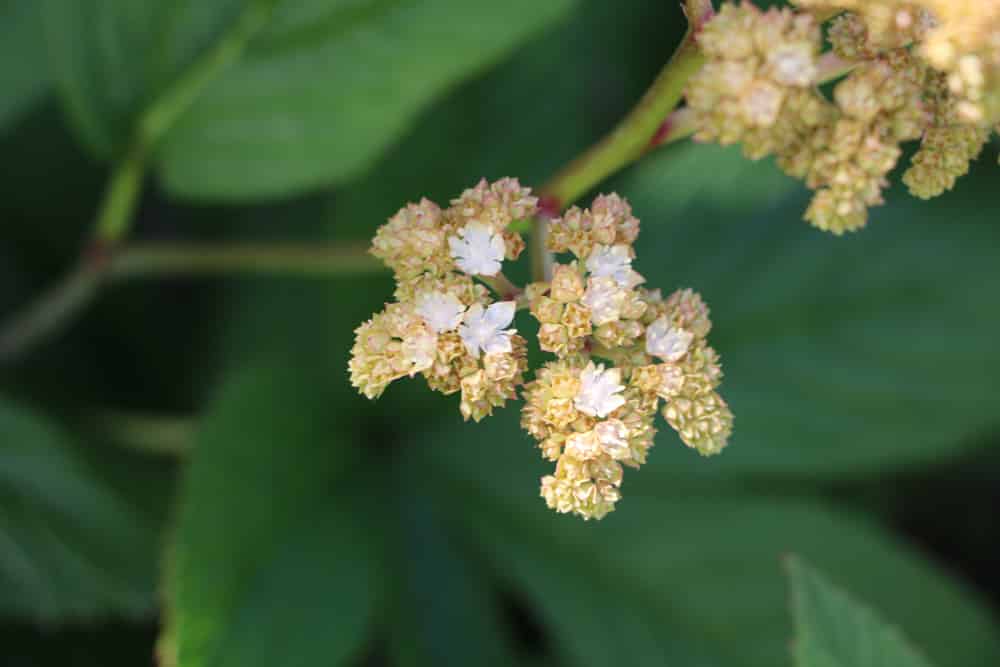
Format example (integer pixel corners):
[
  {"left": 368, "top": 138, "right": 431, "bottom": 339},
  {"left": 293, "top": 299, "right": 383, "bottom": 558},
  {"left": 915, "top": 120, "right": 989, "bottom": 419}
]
[{"left": 1, "top": 0, "right": 998, "bottom": 666}]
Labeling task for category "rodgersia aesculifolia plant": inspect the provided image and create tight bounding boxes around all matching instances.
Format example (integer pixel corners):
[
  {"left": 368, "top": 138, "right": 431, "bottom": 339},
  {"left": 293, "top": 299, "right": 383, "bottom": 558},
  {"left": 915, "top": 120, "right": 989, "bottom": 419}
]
[
  {"left": 686, "top": 0, "right": 1000, "bottom": 234},
  {"left": 349, "top": 0, "right": 1000, "bottom": 520},
  {"left": 350, "top": 181, "right": 732, "bottom": 520},
  {"left": 12, "top": 0, "right": 1000, "bottom": 524}
]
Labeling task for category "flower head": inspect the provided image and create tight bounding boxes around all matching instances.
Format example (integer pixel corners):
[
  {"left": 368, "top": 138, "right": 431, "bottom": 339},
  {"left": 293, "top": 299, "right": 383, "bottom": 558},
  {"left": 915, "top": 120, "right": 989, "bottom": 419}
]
[
  {"left": 459, "top": 301, "right": 517, "bottom": 357},
  {"left": 353, "top": 186, "right": 734, "bottom": 521},
  {"left": 370, "top": 199, "right": 448, "bottom": 279},
  {"left": 575, "top": 362, "right": 626, "bottom": 418},
  {"left": 691, "top": 1, "right": 1000, "bottom": 232},
  {"left": 448, "top": 221, "right": 506, "bottom": 276}
]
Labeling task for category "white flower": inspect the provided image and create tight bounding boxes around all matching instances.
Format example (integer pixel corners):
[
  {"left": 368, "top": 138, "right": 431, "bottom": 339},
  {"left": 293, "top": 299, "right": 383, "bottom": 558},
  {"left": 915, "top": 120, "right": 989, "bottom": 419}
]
[
  {"left": 575, "top": 362, "right": 626, "bottom": 418},
  {"left": 595, "top": 419, "right": 630, "bottom": 459},
  {"left": 459, "top": 301, "right": 516, "bottom": 357},
  {"left": 645, "top": 316, "right": 694, "bottom": 362},
  {"left": 586, "top": 244, "right": 644, "bottom": 288},
  {"left": 449, "top": 221, "right": 505, "bottom": 276},
  {"left": 581, "top": 277, "right": 627, "bottom": 326},
  {"left": 414, "top": 291, "right": 466, "bottom": 333}
]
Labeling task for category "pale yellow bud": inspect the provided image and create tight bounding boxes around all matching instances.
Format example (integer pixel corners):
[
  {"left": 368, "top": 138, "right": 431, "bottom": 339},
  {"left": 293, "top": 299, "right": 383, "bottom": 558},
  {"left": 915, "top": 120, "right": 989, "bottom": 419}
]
[{"left": 550, "top": 263, "right": 586, "bottom": 302}]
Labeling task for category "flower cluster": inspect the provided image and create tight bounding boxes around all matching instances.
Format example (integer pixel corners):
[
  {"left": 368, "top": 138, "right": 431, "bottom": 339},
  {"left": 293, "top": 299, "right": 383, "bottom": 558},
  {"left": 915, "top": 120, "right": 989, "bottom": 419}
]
[
  {"left": 686, "top": 1, "right": 1000, "bottom": 234},
  {"left": 523, "top": 195, "right": 732, "bottom": 520},
  {"left": 350, "top": 184, "right": 733, "bottom": 521},
  {"left": 350, "top": 179, "right": 532, "bottom": 422}
]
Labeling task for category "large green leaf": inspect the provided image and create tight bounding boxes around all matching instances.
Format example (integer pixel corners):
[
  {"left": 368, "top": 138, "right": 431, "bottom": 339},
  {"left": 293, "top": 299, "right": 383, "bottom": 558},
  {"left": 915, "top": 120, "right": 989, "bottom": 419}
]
[
  {"left": 603, "top": 142, "right": 1000, "bottom": 478},
  {"left": 0, "top": 1, "right": 49, "bottom": 132},
  {"left": 42, "top": 0, "right": 575, "bottom": 200},
  {"left": 163, "top": 366, "right": 381, "bottom": 667},
  {"left": 388, "top": 473, "right": 519, "bottom": 667},
  {"left": 787, "top": 556, "right": 935, "bottom": 667},
  {"left": 423, "top": 420, "right": 1000, "bottom": 667},
  {"left": 0, "top": 398, "right": 159, "bottom": 622}
]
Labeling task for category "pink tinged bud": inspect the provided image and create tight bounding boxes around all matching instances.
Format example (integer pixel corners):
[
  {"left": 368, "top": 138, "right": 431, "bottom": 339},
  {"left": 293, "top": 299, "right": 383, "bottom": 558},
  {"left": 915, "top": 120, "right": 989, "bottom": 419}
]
[
  {"left": 565, "top": 431, "right": 601, "bottom": 459},
  {"left": 595, "top": 419, "right": 630, "bottom": 459},
  {"left": 401, "top": 328, "right": 437, "bottom": 375},
  {"left": 415, "top": 291, "right": 466, "bottom": 333},
  {"left": 646, "top": 316, "right": 694, "bottom": 362},
  {"left": 742, "top": 80, "right": 785, "bottom": 127},
  {"left": 767, "top": 43, "right": 818, "bottom": 87}
]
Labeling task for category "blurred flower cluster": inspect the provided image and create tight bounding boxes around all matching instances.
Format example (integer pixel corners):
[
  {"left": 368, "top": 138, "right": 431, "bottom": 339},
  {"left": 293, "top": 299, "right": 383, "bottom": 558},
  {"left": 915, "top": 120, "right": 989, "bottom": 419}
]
[
  {"left": 350, "top": 181, "right": 731, "bottom": 520},
  {"left": 686, "top": 1, "right": 1000, "bottom": 234}
]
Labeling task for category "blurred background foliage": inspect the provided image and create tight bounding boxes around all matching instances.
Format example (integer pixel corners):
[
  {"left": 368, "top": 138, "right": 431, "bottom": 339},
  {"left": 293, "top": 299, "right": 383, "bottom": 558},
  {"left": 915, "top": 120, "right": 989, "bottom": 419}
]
[{"left": 1, "top": 0, "right": 998, "bottom": 665}]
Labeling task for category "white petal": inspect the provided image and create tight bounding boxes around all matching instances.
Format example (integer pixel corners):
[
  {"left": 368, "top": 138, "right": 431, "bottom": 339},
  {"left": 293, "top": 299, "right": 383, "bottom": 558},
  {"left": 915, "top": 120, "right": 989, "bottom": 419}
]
[
  {"left": 482, "top": 332, "right": 513, "bottom": 355},
  {"left": 484, "top": 300, "right": 516, "bottom": 328}
]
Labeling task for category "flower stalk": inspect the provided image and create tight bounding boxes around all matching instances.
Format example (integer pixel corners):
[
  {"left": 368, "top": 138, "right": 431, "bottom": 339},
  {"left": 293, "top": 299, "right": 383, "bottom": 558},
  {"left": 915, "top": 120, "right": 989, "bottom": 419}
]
[{"left": 536, "top": 1, "right": 713, "bottom": 210}]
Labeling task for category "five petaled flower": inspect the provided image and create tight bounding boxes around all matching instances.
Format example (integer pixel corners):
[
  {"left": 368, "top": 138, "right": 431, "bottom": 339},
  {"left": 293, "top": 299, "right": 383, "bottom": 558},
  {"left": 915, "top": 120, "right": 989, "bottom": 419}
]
[
  {"left": 459, "top": 301, "right": 517, "bottom": 357},
  {"left": 575, "top": 362, "right": 626, "bottom": 418}
]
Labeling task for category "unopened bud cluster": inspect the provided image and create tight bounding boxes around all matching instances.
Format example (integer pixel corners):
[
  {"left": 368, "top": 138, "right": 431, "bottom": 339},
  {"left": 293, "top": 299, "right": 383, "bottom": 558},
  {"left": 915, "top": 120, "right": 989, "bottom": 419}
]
[
  {"left": 686, "top": 1, "right": 1000, "bottom": 234},
  {"left": 350, "top": 182, "right": 732, "bottom": 520}
]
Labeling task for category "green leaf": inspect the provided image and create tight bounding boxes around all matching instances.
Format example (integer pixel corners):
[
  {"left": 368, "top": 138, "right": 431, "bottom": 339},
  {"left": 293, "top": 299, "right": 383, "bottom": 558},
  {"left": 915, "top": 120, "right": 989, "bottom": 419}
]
[
  {"left": 0, "top": 1, "right": 49, "bottom": 132},
  {"left": 164, "top": 366, "right": 381, "bottom": 667},
  {"left": 0, "top": 397, "right": 159, "bottom": 622},
  {"left": 606, "top": 142, "right": 1000, "bottom": 478},
  {"left": 422, "top": 411, "right": 1000, "bottom": 667},
  {"left": 42, "top": 0, "right": 576, "bottom": 200},
  {"left": 388, "top": 474, "right": 519, "bottom": 667},
  {"left": 787, "top": 556, "right": 936, "bottom": 667},
  {"left": 329, "top": 0, "right": 687, "bottom": 223}
]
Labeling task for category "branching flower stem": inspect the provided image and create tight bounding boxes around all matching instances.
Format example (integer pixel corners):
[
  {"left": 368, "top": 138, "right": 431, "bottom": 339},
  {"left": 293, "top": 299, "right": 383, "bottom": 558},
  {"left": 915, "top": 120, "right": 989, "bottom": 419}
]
[
  {"left": 0, "top": 0, "right": 856, "bottom": 363},
  {"left": 535, "top": 1, "right": 713, "bottom": 212},
  {"left": 527, "top": 0, "right": 714, "bottom": 282},
  {"left": 0, "top": 0, "right": 279, "bottom": 363}
]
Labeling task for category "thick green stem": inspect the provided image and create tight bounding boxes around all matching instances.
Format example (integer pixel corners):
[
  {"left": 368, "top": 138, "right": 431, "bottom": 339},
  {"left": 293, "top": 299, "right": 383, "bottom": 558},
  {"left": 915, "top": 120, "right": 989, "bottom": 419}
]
[
  {"left": 0, "top": 263, "right": 103, "bottom": 362},
  {"left": 537, "top": 10, "right": 709, "bottom": 209},
  {"left": 94, "top": 411, "right": 196, "bottom": 457},
  {"left": 111, "top": 242, "right": 382, "bottom": 280},
  {"left": 94, "top": 142, "right": 148, "bottom": 243},
  {"left": 478, "top": 272, "right": 521, "bottom": 301},
  {"left": 527, "top": 0, "right": 714, "bottom": 282},
  {"left": 0, "top": 242, "right": 382, "bottom": 363}
]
